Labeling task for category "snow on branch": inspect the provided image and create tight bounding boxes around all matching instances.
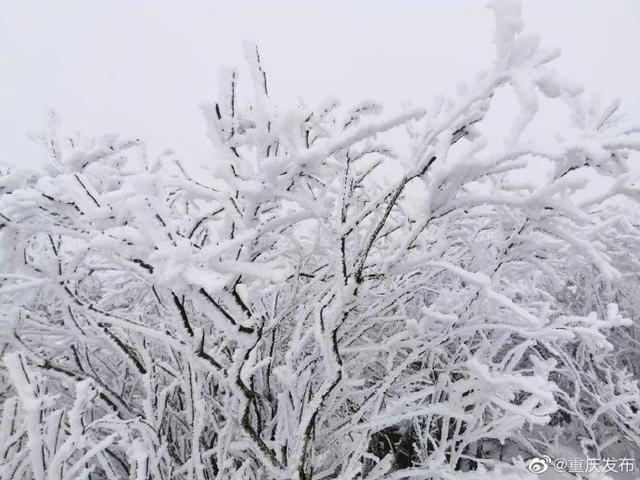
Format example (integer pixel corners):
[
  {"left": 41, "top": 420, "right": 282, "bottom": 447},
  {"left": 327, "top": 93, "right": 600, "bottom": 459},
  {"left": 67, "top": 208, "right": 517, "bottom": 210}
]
[{"left": 1, "top": 1, "right": 639, "bottom": 478}]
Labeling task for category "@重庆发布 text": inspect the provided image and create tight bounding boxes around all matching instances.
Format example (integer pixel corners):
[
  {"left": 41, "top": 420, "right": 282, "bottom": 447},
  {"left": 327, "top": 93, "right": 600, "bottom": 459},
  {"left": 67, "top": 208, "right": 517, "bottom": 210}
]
[{"left": 528, "top": 455, "right": 635, "bottom": 475}]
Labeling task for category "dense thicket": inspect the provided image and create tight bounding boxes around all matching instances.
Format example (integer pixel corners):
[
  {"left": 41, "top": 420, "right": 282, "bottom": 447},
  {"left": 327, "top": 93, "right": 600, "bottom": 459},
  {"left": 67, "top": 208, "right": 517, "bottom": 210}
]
[{"left": 1, "top": 2, "right": 639, "bottom": 479}]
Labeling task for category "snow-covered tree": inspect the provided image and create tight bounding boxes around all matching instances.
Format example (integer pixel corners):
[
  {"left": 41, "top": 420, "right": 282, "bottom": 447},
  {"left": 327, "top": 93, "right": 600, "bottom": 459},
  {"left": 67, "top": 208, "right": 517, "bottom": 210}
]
[{"left": 1, "top": 1, "right": 639, "bottom": 479}]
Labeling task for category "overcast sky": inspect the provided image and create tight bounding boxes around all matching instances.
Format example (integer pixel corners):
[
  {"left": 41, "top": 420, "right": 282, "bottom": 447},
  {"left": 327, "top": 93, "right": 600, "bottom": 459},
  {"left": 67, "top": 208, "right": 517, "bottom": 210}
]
[{"left": 1, "top": 1, "right": 639, "bottom": 167}]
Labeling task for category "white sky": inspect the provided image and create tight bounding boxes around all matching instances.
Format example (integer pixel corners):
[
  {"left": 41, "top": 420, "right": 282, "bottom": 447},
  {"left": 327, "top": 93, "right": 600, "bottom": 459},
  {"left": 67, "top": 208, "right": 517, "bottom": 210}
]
[{"left": 1, "top": 1, "right": 639, "bottom": 167}]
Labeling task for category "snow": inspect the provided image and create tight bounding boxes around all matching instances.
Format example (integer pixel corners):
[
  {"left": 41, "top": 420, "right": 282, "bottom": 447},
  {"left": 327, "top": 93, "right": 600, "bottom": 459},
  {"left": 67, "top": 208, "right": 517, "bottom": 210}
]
[{"left": 1, "top": 0, "right": 639, "bottom": 478}]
